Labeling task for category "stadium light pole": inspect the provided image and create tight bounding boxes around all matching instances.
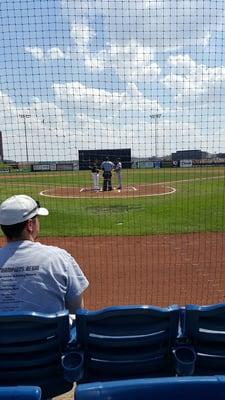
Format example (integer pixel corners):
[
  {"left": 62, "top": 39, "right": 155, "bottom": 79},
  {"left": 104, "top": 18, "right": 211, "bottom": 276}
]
[
  {"left": 19, "top": 112, "right": 31, "bottom": 163},
  {"left": 150, "top": 114, "right": 162, "bottom": 158}
]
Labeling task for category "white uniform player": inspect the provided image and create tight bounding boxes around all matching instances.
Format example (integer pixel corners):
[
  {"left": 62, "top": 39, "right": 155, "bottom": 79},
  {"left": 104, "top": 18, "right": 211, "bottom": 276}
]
[{"left": 114, "top": 158, "right": 122, "bottom": 190}]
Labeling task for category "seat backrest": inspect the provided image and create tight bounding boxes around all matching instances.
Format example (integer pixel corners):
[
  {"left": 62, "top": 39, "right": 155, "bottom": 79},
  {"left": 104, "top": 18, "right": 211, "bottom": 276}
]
[
  {"left": 0, "top": 386, "right": 41, "bottom": 399},
  {"left": 75, "top": 305, "right": 180, "bottom": 382},
  {"left": 75, "top": 375, "right": 225, "bottom": 400},
  {"left": 184, "top": 303, "right": 225, "bottom": 374},
  {"left": 0, "top": 311, "right": 73, "bottom": 399}
]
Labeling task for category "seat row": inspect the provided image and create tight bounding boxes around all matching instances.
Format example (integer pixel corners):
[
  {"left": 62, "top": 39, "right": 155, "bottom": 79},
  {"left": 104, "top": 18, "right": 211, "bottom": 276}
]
[
  {"left": 0, "top": 386, "right": 41, "bottom": 399},
  {"left": 2, "top": 376, "right": 225, "bottom": 400},
  {"left": 0, "top": 303, "right": 225, "bottom": 399},
  {"left": 69, "top": 303, "right": 225, "bottom": 383},
  {"left": 75, "top": 375, "right": 225, "bottom": 400}
]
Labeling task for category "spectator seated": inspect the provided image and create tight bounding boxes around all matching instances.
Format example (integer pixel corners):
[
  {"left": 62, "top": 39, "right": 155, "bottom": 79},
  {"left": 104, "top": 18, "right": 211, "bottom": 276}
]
[
  {"left": 0, "top": 311, "right": 75, "bottom": 400},
  {"left": 75, "top": 375, "right": 225, "bottom": 400},
  {"left": 64, "top": 305, "right": 180, "bottom": 383}
]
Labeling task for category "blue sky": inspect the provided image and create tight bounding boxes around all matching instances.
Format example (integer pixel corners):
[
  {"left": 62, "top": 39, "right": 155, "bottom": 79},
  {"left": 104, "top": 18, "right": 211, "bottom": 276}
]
[{"left": 1, "top": 0, "right": 225, "bottom": 161}]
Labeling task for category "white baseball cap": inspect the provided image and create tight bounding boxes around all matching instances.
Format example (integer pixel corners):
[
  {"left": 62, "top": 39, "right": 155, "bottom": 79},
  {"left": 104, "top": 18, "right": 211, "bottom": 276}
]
[{"left": 0, "top": 195, "right": 49, "bottom": 225}]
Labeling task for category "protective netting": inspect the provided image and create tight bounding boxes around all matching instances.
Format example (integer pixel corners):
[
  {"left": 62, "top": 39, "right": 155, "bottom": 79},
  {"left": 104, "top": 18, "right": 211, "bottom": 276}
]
[{"left": 1, "top": 0, "right": 225, "bottom": 309}]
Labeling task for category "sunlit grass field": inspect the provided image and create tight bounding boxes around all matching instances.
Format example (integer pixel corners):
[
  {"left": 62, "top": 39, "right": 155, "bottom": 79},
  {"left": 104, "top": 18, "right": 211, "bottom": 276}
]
[{"left": 0, "top": 166, "right": 225, "bottom": 236}]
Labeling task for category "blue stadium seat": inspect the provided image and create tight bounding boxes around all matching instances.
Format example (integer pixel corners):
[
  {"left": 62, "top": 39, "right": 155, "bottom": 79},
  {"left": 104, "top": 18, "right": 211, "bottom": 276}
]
[
  {"left": 0, "top": 311, "right": 75, "bottom": 399},
  {"left": 0, "top": 386, "right": 41, "bottom": 399},
  {"left": 184, "top": 303, "right": 225, "bottom": 375},
  {"left": 75, "top": 376, "right": 225, "bottom": 400},
  {"left": 70, "top": 305, "right": 180, "bottom": 383}
]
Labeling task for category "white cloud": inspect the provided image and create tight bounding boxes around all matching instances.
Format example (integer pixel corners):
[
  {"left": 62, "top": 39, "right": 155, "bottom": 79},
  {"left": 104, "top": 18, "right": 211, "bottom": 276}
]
[
  {"left": 164, "top": 55, "right": 225, "bottom": 105},
  {"left": 47, "top": 48, "right": 65, "bottom": 60},
  {"left": 167, "top": 55, "right": 197, "bottom": 75},
  {"left": 74, "top": 112, "right": 159, "bottom": 156},
  {"left": 1, "top": 87, "right": 225, "bottom": 161},
  {"left": 0, "top": 92, "right": 73, "bottom": 162},
  {"left": 71, "top": 23, "right": 96, "bottom": 48},
  {"left": 25, "top": 46, "right": 65, "bottom": 61},
  {"left": 52, "top": 81, "right": 163, "bottom": 117},
  {"left": 73, "top": 113, "right": 218, "bottom": 157},
  {"left": 197, "top": 32, "right": 211, "bottom": 47},
  {"left": 0, "top": 91, "right": 15, "bottom": 114},
  {"left": 86, "top": 40, "right": 161, "bottom": 83},
  {"left": 25, "top": 47, "right": 44, "bottom": 61},
  {"left": 64, "top": 0, "right": 225, "bottom": 49},
  {"left": 53, "top": 82, "right": 123, "bottom": 112}
]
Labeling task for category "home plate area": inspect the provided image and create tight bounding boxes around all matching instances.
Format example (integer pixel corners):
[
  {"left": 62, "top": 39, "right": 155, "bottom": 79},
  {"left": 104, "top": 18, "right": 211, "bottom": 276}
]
[
  {"left": 41, "top": 184, "right": 175, "bottom": 199},
  {"left": 79, "top": 186, "right": 136, "bottom": 193}
]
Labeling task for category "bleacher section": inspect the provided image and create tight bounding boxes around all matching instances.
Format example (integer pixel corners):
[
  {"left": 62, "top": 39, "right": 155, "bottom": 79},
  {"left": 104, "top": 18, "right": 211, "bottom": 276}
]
[{"left": 1, "top": 304, "right": 225, "bottom": 398}]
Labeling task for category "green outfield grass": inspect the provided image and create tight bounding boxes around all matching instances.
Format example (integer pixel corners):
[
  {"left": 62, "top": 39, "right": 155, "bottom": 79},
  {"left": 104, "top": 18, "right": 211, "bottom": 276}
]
[{"left": 0, "top": 166, "right": 225, "bottom": 236}]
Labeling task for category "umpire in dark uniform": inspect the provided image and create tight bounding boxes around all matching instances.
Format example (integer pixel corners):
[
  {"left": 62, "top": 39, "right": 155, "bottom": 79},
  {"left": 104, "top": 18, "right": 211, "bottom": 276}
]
[{"left": 100, "top": 157, "right": 115, "bottom": 191}]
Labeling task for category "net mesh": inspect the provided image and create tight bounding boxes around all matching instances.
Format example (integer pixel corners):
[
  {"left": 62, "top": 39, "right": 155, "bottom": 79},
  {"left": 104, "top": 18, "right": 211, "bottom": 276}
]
[{"left": 1, "top": 0, "right": 225, "bottom": 309}]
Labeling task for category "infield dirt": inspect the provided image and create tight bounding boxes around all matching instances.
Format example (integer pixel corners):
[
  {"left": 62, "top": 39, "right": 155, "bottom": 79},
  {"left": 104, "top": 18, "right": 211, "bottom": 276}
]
[{"left": 21, "top": 232, "right": 225, "bottom": 308}]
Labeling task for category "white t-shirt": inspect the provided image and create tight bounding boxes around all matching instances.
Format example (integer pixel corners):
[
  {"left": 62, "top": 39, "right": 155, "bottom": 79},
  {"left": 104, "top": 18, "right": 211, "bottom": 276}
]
[{"left": 0, "top": 240, "right": 89, "bottom": 313}]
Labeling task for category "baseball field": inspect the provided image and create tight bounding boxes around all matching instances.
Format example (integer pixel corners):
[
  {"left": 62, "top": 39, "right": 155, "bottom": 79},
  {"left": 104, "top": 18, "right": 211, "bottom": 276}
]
[{"left": 1, "top": 166, "right": 225, "bottom": 310}]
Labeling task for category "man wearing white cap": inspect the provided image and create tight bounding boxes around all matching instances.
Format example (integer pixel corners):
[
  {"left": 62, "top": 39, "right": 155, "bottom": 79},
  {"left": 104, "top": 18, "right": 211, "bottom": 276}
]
[{"left": 0, "top": 195, "right": 89, "bottom": 315}]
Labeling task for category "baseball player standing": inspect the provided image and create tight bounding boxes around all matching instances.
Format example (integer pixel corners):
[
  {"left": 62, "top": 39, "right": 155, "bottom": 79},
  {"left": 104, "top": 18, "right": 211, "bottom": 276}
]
[
  {"left": 100, "top": 157, "right": 115, "bottom": 191},
  {"left": 114, "top": 158, "right": 122, "bottom": 190},
  {"left": 90, "top": 160, "right": 100, "bottom": 191}
]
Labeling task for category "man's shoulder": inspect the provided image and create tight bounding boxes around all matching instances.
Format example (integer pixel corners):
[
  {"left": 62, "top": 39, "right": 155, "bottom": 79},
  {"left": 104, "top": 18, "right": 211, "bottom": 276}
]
[
  {"left": 33, "top": 242, "right": 69, "bottom": 258},
  {"left": 33, "top": 243, "right": 75, "bottom": 270}
]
